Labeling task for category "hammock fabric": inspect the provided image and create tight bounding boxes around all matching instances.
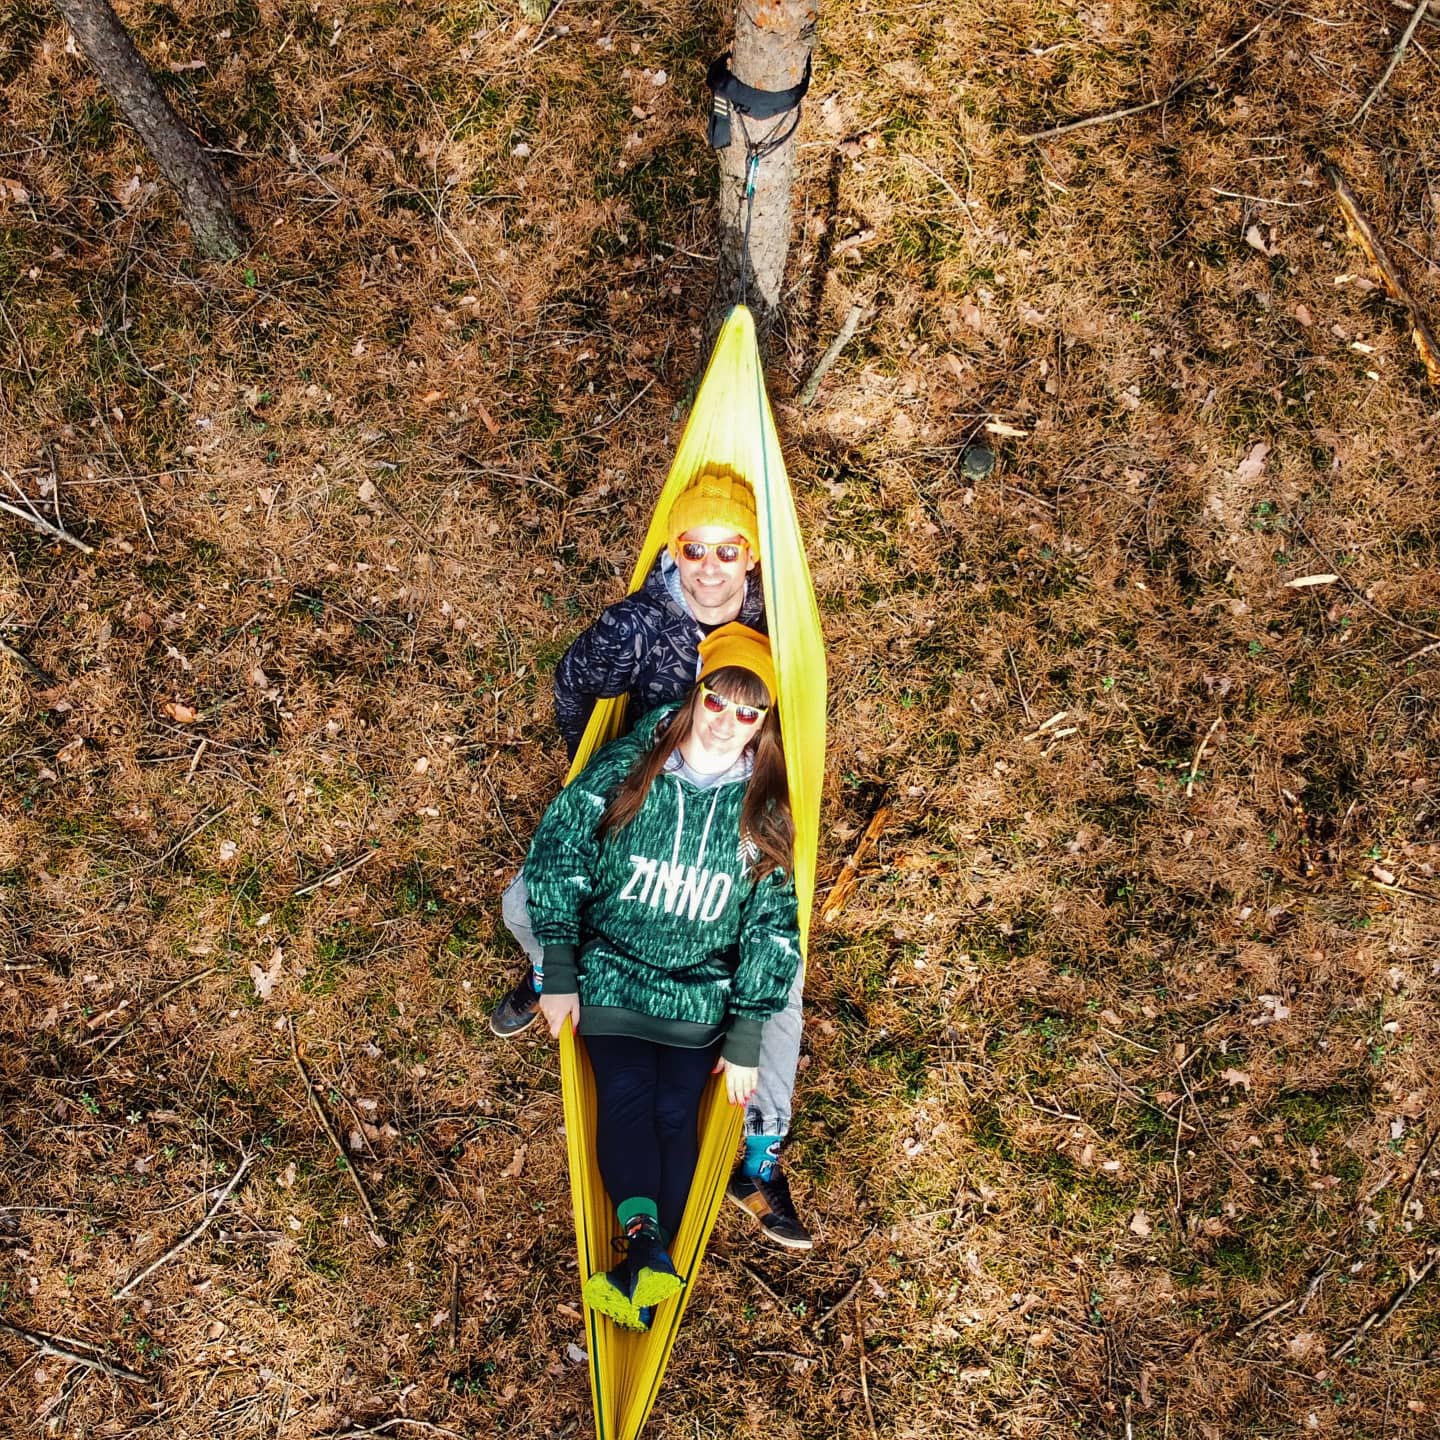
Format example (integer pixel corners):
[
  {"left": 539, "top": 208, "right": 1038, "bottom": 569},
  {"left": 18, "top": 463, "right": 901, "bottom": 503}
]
[{"left": 557, "top": 304, "right": 826, "bottom": 1440}]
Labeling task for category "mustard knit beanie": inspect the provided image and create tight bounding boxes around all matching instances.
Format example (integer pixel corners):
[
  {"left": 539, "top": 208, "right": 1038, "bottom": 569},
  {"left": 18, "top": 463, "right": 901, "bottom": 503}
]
[
  {"left": 667, "top": 468, "right": 760, "bottom": 557},
  {"left": 697, "top": 623, "right": 776, "bottom": 700}
]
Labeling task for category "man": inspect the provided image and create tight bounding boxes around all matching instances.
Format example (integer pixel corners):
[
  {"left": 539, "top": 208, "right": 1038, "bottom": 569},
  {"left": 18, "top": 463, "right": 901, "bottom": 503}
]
[{"left": 488, "top": 466, "right": 814, "bottom": 1250}]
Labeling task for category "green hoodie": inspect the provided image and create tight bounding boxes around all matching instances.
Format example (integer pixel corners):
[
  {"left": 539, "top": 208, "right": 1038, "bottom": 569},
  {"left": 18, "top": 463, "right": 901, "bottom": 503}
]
[{"left": 523, "top": 705, "right": 800, "bottom": 1067}]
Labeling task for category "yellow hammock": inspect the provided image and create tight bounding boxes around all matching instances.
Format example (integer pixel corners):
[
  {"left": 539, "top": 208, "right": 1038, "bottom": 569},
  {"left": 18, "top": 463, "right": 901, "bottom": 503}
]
[{"left": 556, "top": 304, "right": 827, "bottom": 1440}]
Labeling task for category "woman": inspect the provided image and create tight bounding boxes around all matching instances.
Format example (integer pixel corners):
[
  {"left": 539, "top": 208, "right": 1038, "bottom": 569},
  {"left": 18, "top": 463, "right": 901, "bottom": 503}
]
[{"left": 523, "top": 622, "right": 799, "bottom": 1332}]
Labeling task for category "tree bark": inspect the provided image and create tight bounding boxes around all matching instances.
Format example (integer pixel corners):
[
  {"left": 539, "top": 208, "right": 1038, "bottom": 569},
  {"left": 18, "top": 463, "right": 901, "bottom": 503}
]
[
  {"left": 52, "top": 0, "right": 246, "bottom": 259},
  {"left": 709, "top": 0, "right": 817, "bottom": 352}
]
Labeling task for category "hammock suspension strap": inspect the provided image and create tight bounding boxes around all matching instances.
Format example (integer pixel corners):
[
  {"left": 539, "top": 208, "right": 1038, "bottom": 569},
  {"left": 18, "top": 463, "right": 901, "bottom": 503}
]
[{"left": 706, "top": 53, "right": 810, "bottom": 306}]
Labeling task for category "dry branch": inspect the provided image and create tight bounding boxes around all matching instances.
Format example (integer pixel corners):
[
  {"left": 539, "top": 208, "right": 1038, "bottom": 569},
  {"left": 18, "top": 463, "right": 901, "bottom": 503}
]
[
  {"left": 821, "top": 804, "right": 893, "bottom": 923},
  {"left": 1019, "top": 21, "right": 1264, "bottom": 142},
  {"left": 1353, "top": 0, "right": 1433, "bottom": 123},
  {"left": 854, "top": 1295, "right": 880, "bottom": 1440},
  {"left": 0, "top": 1318, "right": 150, "bottom": 1385},
  {"left": 91, "top": 966, "right": 215, "bottom": 1060},
  {"left": 1324, "top": 164, "right": 1440, "bottom": 386},
  {"left": 116, "top": 1153, "right": 252, "bottom": 1298},
  {"left": 292, "top": 848, "right": 381, "bottom": 898},
  {"left": 1331, "top": 1243, "right": 1440, "bottom": 1357},
  {"left": 799, "top": 304, "right": 865, "bottom": 406},
  {"left": 0, "top": 489, "right": 95, "bottom": 554},
  {"left": 290, "top": 1020, "right": 387, "bottom": 1248},
  {"left": 0, "top": 635, "right": 56, "bottom": 686},
  {"left": 1185, "top": 715, "right": 1223, "bottom": 797},
  {"left": 814, "top": 1274, "right": 863, "bottom": 1332}
]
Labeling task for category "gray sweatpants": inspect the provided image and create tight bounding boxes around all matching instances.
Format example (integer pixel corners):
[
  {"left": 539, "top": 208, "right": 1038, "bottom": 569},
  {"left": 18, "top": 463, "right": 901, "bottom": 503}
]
[{"left": 501, "top": 872, "right": 805, "bottom": 1141}]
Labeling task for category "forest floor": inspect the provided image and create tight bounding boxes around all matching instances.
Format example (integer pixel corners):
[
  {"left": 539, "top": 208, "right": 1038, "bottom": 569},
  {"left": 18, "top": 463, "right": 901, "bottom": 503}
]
[{"left": 3, "top": 0, "right": 1440, "bottom": 1436}]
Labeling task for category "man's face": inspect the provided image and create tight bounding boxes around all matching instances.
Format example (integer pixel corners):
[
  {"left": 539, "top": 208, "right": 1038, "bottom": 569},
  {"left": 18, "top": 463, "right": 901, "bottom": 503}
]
[{"left": 674, "top": 526, "right": 756, "bottom": 625}]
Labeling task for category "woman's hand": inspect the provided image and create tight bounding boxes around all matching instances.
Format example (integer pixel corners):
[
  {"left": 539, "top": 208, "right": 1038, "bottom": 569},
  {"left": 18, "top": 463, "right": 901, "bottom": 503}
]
[
  {"left": 718, "top": 1058, "right": 758, "bottom": 1107},
  {"left": 538, "top": 992, "right": 580, "bottom": 1039}
]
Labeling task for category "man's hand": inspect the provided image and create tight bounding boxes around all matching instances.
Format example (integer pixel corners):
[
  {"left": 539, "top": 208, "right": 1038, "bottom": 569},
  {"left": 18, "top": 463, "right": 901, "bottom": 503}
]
[
  {"left": 718, "top": 1058, "right": 758, "bottom": 1107},
  {"left": 538, "top": 992, "right": 580, "bottom": 1039}
]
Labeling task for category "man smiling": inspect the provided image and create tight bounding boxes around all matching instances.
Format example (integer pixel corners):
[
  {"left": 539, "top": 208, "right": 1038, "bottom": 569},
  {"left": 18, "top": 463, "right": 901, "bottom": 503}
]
[{"left": 488, "top": 467, "right": 815, "bottom": 1250}]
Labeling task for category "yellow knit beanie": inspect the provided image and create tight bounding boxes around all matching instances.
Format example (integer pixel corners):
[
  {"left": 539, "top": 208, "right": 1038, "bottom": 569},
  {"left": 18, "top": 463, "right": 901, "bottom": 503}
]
[
  {"left": 667, "top": 468, "right": 760, "bottom": 557},
  {"left": 697, "top": 623, "right": 776, "bottom": 700}
]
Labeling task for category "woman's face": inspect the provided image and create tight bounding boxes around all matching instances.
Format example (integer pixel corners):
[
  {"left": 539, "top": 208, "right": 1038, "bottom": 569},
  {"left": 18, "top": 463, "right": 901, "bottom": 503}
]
[{"left": 680, "top": 681, "right": 768, "bottom": 775}]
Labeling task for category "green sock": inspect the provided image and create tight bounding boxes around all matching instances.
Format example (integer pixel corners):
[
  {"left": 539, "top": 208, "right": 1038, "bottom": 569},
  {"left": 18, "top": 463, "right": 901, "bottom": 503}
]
[{"left": 617, "top": 1197, "right": 658, "bottom": 1232}]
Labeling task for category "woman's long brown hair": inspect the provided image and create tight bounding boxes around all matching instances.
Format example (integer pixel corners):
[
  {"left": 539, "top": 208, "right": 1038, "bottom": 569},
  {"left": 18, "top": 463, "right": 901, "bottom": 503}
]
[{"left": 598, "top": 667, "right": 794, "bottom": 881}]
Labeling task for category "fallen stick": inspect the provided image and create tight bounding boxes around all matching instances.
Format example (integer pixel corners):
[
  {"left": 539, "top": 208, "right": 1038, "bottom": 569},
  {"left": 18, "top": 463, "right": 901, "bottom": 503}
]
[
  {"left": 799, "top": 304, "right": 865, "bottom": 407},
  {"left": 813, "top": 1274, "right": 863, "bottom": 1332},
  {"left": 0, "top": 494, "right": 95, "bottom": 554},
  {"left": 0, "top": 635, "right": 56, "bottom": 686},
  {"left": 1019, "top": 20, "right": 1264, "bottom": 143},
  {"left": 116, "top": 1153, "right": 252, "bottom": 1298},
  {"left": 821, "top": 803, "right": 893, "bottom": 923},
  {"left": 1331, "top": 1242, "right": 1440, "bottom": 1357},
  {"left": 854, "top": 1295, "right": 880, "bottom": 1440},
  {"left": 91, "top": 966, "right": 215, "bottom": 1060},
  {"left": 1185, "top": 715, "right": 1223, "bottom": 797},
  {"left": 1325, "top": 164, "right": 1440, "bottom": 386},
  {"left": 1398, "top": 1127, "right": 1440, "bottom": 1219},
  {"left": 290, "top": 1020, "right": 387, "bottom": 1248},
  {"left": 1353, "top": 0, "right": 1433, "bottom": 124},
  {"left": 292, "top": 848, "right": 380, "bottom": 898},
  {"left": 1390, "top": 0, "right": 1440, "bottom": 25},
  {"left": 0, "top": 1318, "right": 149, "bottom": 1385}
]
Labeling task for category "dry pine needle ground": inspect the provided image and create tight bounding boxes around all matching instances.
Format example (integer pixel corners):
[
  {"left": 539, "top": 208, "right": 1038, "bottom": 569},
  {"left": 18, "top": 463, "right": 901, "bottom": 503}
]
[{"left": 1, "top": 0, "right": 1439, "bottom": 1436}]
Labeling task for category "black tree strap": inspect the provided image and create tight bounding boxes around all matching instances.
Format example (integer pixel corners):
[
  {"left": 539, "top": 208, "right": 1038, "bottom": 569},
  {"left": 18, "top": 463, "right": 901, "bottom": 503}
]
[{"left": 706, "top": 52, "right": 812, "bottom": 151}]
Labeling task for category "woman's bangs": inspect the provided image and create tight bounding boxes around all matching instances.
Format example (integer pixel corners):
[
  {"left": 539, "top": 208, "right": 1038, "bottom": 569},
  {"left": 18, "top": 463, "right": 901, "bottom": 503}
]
[{"left": 702, "top": 665, "right": 771, "bottom": 709}]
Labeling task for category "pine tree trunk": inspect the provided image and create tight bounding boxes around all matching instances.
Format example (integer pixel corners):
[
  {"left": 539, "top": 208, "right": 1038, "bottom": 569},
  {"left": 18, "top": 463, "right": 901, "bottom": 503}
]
[
  {"left": 709, "top": 0, "right": 817, "bottom": 352},
  {"left": 53, "top": 0, "right": 246, "bottom": 259}
]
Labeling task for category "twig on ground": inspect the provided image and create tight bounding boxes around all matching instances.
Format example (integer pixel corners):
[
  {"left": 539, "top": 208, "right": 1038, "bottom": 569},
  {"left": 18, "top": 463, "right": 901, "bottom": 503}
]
[
  {"left": 1391, "top": 0, "right": 1440, "bottom": 24},
  {"left": 1292, "top": 516, "right": 1440, "bottom": 646},
  {"left": 1324, "top": 164, "right": 1440, "bottom": 385},
  {"left": 854, "top": 1295, "right": 879, "bottom": 1440},
  {"left": 1006, "top": 646, "right": 1033, "bottom": 724},
  {"left": 740, "top": 1260, "right": 787, "bottom": 1309},
  {"left": 0, "top": 635, "right": 56, "bottom": 686},
  {"left": 899, "top": 152, "right": 980, "bottom": 232},
  {"left": 0, "top": 487, "right": 95, "bottom": 555},
  {"left": 814, "top": 1274, "right": 863, "bottom": 1332},
  {"left": 90, "top": 967, "right": 215, "bottom": 1060},
  {"left": 821, "top": 802, "right": 893, "bottom": 923},
  {"left": 1019, "top": 21, "right": 1264, "bottom": 142},
  {"left": 448, "top": 1257, "right": 460, "bottom": 1351},
  {"left": 1399, "top": 1127, "right": 1440, "bottom": 1220},
  {"left": 1235, "top": 1296, "right": 1296, "bottom": 1337},
  {"left": 1353, "top": 0, "right": 1433, "bottom": 123},
  {"left": 292, "top": 849, "right": 381, "bottom": 898},
  {"left": 115, "top": 1154, "right": 252, "bottom": 1298},
  {"left": 1185, "top": 715, "right": 1223, "bottom": 797},
  {"left": 0, "top": 1318, "right": 150, "bottom": 1385},
  {"left": 1332, "top": 1243, "right": 1440, "bottom": 1357},
  {"left": 330, "top": 1422, "right": 469, "bottom": 1440},
  {"left": 799, "top": 304, "right": 865, "bottom": 406},
  {"left": 290, "top": 1020, "right": 387, "bottom": 1248},
  {"left": 143, "top": 804, "right": 234, "bottom": 872}
]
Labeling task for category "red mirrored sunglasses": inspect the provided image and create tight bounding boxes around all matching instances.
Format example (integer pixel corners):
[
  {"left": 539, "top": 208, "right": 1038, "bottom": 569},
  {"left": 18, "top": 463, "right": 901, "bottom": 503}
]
[{"left": 699, "top": 683, "right": 768, "bottom": 726}]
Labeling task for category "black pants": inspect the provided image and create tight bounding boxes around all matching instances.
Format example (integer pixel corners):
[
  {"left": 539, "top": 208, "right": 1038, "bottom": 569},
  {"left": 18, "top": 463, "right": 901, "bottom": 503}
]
[{"left": 585, "top": 1034, "right": 721, "bottom": 1240}]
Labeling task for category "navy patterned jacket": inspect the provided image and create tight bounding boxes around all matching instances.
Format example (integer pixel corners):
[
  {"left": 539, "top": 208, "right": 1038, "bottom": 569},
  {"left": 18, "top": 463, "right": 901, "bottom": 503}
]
[{"left": 553, "top": 552, "right": 767, "bottom": 760}]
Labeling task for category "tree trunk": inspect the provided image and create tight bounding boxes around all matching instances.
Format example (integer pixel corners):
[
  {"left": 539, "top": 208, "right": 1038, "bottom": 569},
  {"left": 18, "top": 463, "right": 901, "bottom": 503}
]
[
  {"left": 53, "top": 0, "right": 246, "bottom": 259},
  {"left": 709, "top": 0, "right": 817, "bottom": 351}
]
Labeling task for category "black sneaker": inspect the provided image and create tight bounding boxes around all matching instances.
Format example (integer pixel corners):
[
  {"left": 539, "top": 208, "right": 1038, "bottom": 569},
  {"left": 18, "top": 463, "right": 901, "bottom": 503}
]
[
  {"left": 727, "top": 1166, "right": 814, "bottom": 1250},
  {"left": 488, "top": 969, "right": 540, "bottom": 1038}
]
